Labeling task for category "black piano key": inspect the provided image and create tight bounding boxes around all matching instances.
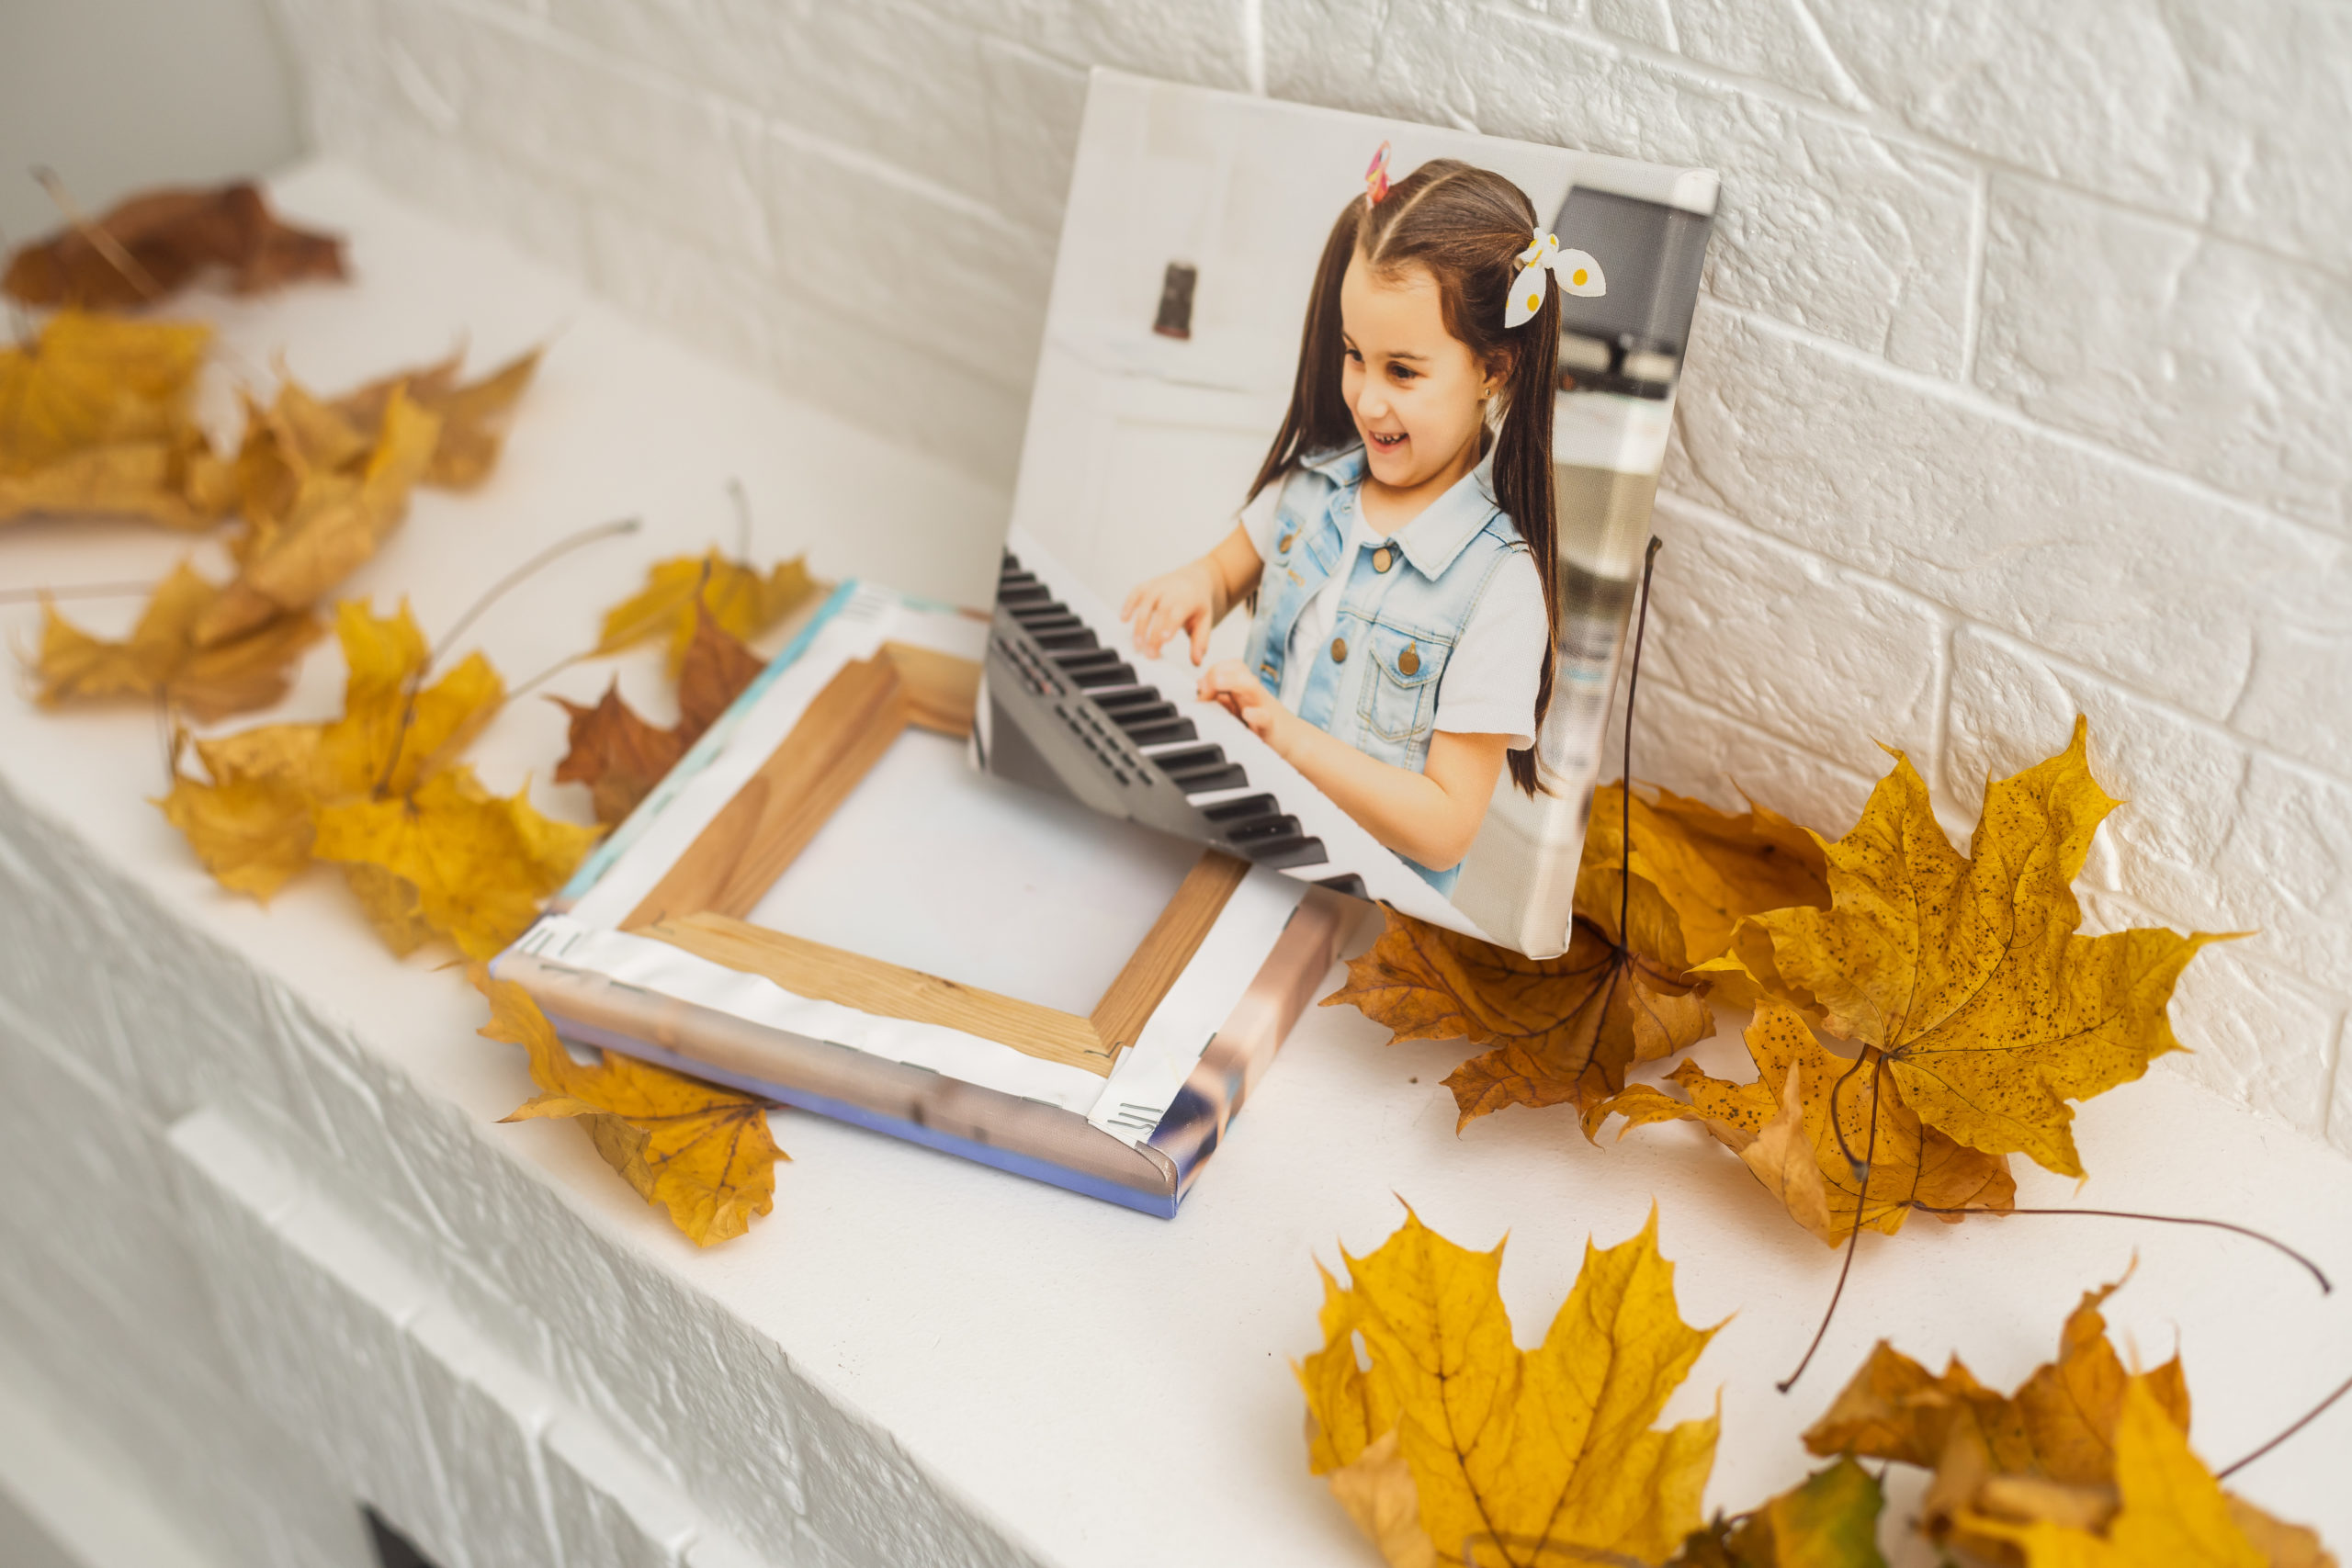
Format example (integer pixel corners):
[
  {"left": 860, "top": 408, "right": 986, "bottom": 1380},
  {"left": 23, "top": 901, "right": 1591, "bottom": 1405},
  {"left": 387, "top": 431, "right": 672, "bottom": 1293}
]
[
  {"left": 1067, "top": 661, "right": 1137, "bottom": 690},
  {"left": 999, "top": 584, "right": 1053, "bottom": 607},
  {"left": 1315, "top": 873, "right": 1369, "bottom": 898},
  {"left": 1093, "top": 687, "right": 1163, "bottom": 715},
  {"left": 1242, "top": 833, "right": 1329, "bottom": 870},
  {"left": 1151, "top": 744, "right": 1224, "bottom": 773},
  {"left": 1011, "top": 611, "right": 1078, "bottom": 635},
  {"left": 1202, "top": 793, "right": 1282, "bottom": 824},
  {"left": 1000, "top": 550, "right": 1022, "bottom": 570},
  {"left": 1000, "top": 568, "right": 1039, "bottom": 589},
  {"left": 1031, "top": 627, "right": 1100, "bottom": 652},
  {"left": 1106, "top": 700, "right": 1178, "bottom": 728},
  {"left": 1224, "top": 813, "right": 1303, "bottom": 847},
  {"left": 1052, "top": 647, "right": 1121, "bottom": 671},
  {"left": 1123, "top": 717, "right": 1196, "bottom": 746},
  {"left": 1171, "top": 762, "right": 1249, "bottom": 794}
]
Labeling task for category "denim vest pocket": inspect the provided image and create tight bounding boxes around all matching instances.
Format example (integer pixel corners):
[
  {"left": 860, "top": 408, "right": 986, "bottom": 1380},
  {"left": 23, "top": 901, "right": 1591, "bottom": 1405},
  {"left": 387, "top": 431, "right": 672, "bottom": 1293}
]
[{"left": 1357, "top": 619, "right": 1453, "bottom": 758}]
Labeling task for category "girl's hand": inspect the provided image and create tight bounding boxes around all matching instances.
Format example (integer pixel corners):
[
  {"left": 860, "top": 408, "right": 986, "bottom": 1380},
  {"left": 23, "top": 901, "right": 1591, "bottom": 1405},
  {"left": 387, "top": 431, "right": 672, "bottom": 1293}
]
[
  {"left": 1198, "top": 660, "right": 1292, "bottom": 750},
  {"left": 1121, "top": 561, "right": 1221, "bottom": 664},
  {"left": 1119, "top": 524, "right": 1265, "bottom": 665}
]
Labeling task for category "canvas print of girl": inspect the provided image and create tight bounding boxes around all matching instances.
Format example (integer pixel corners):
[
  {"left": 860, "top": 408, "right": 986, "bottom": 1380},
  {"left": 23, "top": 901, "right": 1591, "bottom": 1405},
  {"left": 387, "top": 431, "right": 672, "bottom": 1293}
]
[
  {"left": 1119, "top": 154, "right": 1567, "bottom": 897},
  {"left": 976, "top": 71, "right": 1713, "bottom": 956}
]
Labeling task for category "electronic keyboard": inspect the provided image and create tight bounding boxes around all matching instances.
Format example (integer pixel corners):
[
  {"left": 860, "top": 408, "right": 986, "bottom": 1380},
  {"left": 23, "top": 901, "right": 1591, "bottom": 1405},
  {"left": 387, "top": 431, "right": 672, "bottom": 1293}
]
[{"left": 982, "top": 548, "right": 1373, "bottom": 901}]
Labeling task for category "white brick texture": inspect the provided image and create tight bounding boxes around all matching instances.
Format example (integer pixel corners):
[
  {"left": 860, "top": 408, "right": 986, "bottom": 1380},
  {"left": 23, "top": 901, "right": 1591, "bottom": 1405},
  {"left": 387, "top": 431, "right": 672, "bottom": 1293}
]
[{"left": 254, "top": 0, "right": 2346, "bottom": 1149}]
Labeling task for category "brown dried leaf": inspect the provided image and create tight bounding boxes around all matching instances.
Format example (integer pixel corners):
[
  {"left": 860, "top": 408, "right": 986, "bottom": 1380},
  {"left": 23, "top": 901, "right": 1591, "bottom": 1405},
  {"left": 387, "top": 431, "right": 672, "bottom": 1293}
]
[
  {"left": 554, "top": 609, "right": 766, "bottom": 826},
  {"left": 478, "top": 967, "right": 786, "bottom": 1247},
  {"left": 4, "top": 181, "right": 345, "bottom": 310},
  {"left": 1324, "top": 909, "right": 1713, "bottom": 1134},
  {"left": 1804, "top": 1277, "right": 2194, "bottom": 1557}
]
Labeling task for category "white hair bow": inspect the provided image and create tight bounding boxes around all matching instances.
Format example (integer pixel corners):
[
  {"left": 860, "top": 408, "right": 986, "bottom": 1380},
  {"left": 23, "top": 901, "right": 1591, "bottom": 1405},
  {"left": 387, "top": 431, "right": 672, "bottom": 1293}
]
[{"left": 1504, "top": 231, "right": 1606, "bottom": 327}]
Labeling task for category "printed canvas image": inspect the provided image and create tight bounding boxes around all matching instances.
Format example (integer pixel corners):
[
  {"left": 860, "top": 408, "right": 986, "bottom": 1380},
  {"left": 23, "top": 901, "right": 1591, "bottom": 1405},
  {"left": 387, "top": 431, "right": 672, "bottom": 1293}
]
[{"left": 975, "top": 71, "right": 1715, "bottom": 957}]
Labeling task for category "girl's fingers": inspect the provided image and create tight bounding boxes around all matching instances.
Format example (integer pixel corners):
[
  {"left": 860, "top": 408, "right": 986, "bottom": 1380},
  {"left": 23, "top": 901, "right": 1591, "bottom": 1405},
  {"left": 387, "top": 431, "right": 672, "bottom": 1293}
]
[{"left": 1187, "top": 614, "right": 1211, "bottom": 665}]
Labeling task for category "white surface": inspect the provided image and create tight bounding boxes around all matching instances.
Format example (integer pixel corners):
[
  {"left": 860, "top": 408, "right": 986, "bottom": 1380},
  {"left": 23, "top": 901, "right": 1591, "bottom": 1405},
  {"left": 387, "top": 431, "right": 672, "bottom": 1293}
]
[
  {"left": 750, "top": 726, "right": 1201, "bottom": 1018},
  {"left": 268, "top": 0, "right": 2352, "bottom": 1157},
  {"left": 0, "top": 1351, "right": 221, "bottom": 1568},
  {"left": 1, "top": 164, "right": 2347, "bottom": 1568}
]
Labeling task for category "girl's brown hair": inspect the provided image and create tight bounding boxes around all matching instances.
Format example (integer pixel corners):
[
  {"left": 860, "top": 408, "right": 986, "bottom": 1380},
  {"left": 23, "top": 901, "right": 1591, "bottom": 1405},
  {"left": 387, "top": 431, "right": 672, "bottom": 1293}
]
[{"left": 1247, "top": 158, "right": 1559, "bottom": 795}]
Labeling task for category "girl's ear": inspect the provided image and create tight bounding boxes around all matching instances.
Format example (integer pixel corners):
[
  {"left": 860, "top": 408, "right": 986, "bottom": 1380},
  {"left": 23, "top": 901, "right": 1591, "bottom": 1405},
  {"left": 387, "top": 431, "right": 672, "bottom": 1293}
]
[{"left": 1481, "top": 351, "right": 1513, "bottom": 400}]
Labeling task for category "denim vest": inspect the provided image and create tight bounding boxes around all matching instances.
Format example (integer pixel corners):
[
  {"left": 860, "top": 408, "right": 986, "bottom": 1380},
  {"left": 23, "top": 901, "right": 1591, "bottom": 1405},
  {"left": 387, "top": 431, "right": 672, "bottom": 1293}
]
[{"left": 1240, "top": 446, "right": 1529, "bottom": 896}]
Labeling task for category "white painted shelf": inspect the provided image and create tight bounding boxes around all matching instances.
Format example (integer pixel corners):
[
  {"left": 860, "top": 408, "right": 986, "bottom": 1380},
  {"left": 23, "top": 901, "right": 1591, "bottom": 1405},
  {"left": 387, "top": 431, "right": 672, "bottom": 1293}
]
[{"left": 0, "top": 162, "right": 2344, "bottom": 1568}]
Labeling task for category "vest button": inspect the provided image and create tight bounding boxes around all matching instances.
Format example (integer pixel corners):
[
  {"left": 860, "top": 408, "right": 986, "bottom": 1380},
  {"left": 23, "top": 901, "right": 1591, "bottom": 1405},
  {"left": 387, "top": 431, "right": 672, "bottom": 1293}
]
[
  {"left": 1276, "top": 531, "right": 1294, "bottom": 554},
  {"left": 1399, "top": 643, "right": 1419, "bottom": 675},
  {"left": 1329, "top": 636, "right": 1348, "bottom": 663},
  {"left": 1373, "top": 547, "right": 1393, "bottom": 573}
]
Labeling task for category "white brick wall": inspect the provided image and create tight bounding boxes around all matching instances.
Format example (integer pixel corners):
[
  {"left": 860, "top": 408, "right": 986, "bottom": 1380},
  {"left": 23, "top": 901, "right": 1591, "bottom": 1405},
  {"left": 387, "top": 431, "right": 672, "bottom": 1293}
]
[{"left": 259, "top": 0, "right": 2352, "bottom": 1154}]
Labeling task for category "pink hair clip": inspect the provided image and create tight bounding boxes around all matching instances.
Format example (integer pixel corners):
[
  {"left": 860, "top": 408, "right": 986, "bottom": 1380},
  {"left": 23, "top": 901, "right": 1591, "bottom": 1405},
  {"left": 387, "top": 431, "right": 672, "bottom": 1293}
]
[{"left": 1363, "top": 141, "right": 1392, "bottom": 206}]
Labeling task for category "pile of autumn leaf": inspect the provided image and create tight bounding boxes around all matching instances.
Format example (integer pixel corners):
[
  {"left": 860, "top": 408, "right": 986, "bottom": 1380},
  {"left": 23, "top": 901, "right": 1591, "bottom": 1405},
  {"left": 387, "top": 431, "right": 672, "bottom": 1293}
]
[
  {"left": 1302, "top": 1206, "right": 2333, "bottom": 1567},
  {"left": 160, "top": 552, "right": 816, "bottom": 1243},
  {"left": 12, "top": 310, "right": 543, "bottom": 717},
  {"left": 1303, "top": 726, "right": 2283, "bottom": 1564},
  {"left": 5, "top": 187, "right": 819, "bottom": 1247},
  {"left": 1327, "top": 723, "right": 2225, "bottom": 1248}
]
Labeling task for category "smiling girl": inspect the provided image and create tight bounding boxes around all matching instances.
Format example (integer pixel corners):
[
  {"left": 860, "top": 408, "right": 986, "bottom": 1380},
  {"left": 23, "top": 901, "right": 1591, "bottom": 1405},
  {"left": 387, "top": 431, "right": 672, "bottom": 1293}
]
[{"left": 1119, "top": 155, "right": 1566, "bottom": 894}]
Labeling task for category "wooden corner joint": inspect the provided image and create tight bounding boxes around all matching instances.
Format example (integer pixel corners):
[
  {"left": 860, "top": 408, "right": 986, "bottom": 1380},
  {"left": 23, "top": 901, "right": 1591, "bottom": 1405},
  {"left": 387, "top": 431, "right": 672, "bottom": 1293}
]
[{"left": 620, "top": 648, "right": 1251, "bottom": 1077}]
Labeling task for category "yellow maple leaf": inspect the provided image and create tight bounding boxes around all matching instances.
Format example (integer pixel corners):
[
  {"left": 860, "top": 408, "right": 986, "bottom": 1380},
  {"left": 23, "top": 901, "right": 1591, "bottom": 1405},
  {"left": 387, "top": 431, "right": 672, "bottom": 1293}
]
[
  {"left": 313, "top": 766, "right": 597, "bottom": 959},
  {"left": 1965, "top": 1380, "right": 2269, "bottom": 1567},
  {"left": 477, "top": 967, "right": 786, "bottom": 1247},
  {"left": 1602, "top": 1004, "right": 2015, "bottom": 1247},
  {"left": 0, "top": 311, "right": 232, "bottom": 530},
  {"left": 36, "top": 560, "right": 323, "bottom": 721},
  {"left": 0, "top": 310, "right": 209, "bottom": 472},
  {"left": 157, "top": 599, "right": 590, "bottom": 957},
  {"left": 594, "top": 548, "right": 819, "bottom": 673},
  {"left": 1301, "top": 1206, "right": 1719, "bottom": 1567},
  {"left": 197, "top": 384, "right": 443, "bottom": 646},
  {"left": 1726, "top": 718, "right": 2232, "bottom": 1179}
]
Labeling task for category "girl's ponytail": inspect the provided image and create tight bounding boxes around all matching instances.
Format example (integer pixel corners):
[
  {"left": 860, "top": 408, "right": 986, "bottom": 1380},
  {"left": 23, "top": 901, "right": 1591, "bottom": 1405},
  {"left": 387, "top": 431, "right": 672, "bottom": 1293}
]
[{"left": 1487, "top": 264, "right": 1558, "bottom": 796}]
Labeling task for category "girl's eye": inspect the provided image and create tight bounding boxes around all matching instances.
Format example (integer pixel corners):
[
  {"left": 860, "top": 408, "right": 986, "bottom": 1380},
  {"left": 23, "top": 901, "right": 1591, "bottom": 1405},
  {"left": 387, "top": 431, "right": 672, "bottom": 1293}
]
[
  {"left": 1388, "top": 364, "right": 1418, "bottom": 382},
  {"left": 1343, "top": 346, "right": 1363, "bottom": 364}
]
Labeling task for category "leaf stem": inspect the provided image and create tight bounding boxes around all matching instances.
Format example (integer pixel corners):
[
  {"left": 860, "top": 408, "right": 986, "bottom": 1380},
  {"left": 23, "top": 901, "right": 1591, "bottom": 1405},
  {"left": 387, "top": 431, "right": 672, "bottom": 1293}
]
[
  {"left": 425, "top": 515, "right": 640, "bottom": 677},
  {"left": 0, "top": 581, "right": 160, "bottom": 604},
  {"left": 504, "top": 649, "right": 590, "bottom": 704},
  {"left": 372, "top": 516, "right": 639, "bottom": 799},
  {"left": 729, "top": 476, "right": 752, "bottom": 561},
  {"left": 1616, "top": 536, "right": 1663, "bottom": 951},
  {"left": 1904, "top": 1202, "right": 2330, "bottom": 1292},
  {"left": 2216, "top": 1368, "right": 2352, "bottom": 1479},
  {"left": 32, "top": 165, "right": 163, "bottom": 301},
  {"left": 1781, "top": 1057, "right": 1883, "bottom": 1393}
]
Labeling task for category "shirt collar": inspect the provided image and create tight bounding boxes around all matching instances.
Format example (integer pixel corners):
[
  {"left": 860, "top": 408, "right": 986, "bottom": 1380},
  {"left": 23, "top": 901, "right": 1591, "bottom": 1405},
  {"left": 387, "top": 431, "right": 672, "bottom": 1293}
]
[{"left": 1301, "top": 443, "right": 1505, "bottom": 579}]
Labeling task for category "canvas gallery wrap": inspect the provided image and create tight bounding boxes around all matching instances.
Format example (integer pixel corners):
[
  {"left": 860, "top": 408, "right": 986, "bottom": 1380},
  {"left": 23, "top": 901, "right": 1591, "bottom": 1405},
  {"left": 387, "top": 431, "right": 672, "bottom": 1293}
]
[{"left": 976, "top": 71, "right": 1717, "bottom": 959}]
